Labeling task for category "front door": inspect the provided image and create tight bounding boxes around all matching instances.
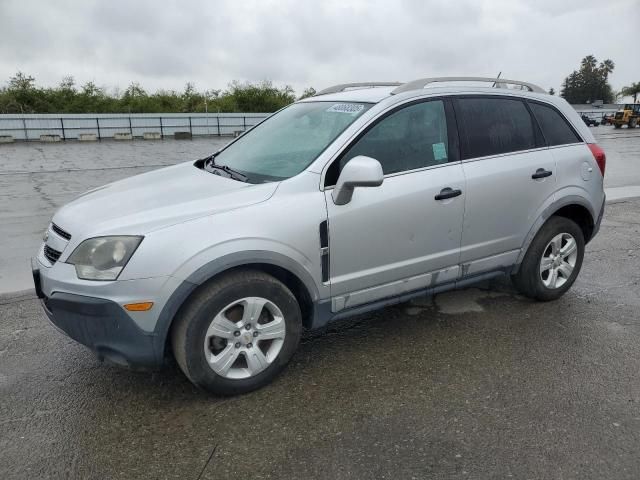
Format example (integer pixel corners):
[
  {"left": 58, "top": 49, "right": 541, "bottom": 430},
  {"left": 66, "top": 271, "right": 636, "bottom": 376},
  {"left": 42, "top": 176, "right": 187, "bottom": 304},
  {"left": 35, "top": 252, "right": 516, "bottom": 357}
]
[{"left": 323, "top": 99, "right": 465, "bottom": 312}]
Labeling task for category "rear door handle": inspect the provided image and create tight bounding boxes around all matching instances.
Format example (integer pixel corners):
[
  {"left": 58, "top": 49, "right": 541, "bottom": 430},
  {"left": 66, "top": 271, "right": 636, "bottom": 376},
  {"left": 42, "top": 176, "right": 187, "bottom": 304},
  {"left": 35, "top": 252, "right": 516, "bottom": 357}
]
[
  {"left": 531, "top": 168, "right": 553, "bottom": 179},
  {"left": 434, "top": 187, "right": 462, "bottom": 201}
]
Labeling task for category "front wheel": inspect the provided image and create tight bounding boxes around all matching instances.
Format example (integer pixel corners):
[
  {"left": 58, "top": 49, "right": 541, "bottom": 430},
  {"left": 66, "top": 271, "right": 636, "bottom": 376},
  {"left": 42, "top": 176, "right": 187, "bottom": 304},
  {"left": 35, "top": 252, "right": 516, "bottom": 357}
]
[
  {"left": 171, "top": 270, "right": 302, "bottom": 395},
  {"left": 512, "top": 216, "right": 585, "bottom": 301}
]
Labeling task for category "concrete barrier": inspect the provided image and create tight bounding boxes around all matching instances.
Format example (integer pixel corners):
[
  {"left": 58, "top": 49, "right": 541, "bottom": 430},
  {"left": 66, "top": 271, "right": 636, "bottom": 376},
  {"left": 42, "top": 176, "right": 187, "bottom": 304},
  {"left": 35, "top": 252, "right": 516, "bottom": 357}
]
[
  {"left": 143, "top": 132, "right": 162, "bottom": 140},
  {"left": 114, "top": 132, "right": 133, "bottom": 141},
  {"left": 174, "top": 131, "right": 192, "bottom": 140},
  {"left": 78, "top": 133, "right": 97, "bottom": 142},
  {"left": 40, "top": 135, "right": 61, "bottom": 143},
  {"left": 0, "top": 135, "right": 14, "bottom": 143}
]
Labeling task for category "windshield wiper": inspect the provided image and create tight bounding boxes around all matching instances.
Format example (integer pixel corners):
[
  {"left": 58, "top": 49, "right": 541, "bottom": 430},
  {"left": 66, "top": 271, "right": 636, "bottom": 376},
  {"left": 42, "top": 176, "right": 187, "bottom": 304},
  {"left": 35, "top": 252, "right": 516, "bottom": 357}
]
[{"left": 203, "top": 155, "right": 248, "bottom": 182}]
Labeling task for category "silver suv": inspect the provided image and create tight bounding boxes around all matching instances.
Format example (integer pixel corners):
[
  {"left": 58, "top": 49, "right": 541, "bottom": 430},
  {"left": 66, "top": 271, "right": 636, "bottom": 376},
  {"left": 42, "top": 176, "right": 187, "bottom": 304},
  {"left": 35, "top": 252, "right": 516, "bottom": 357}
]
[{"left": 33, "top": 77, "right": 606, "bottom": 395}]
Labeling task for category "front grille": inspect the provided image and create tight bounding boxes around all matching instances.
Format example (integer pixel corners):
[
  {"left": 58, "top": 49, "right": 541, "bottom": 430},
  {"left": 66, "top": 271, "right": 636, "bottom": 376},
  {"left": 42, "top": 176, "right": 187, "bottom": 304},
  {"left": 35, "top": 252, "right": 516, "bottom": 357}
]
[
  {"left": 44, "top": 245, "right": 62, "bottom": 264},
  {"left": 51, "top": 223, "right": 71, "bottom": 240}
]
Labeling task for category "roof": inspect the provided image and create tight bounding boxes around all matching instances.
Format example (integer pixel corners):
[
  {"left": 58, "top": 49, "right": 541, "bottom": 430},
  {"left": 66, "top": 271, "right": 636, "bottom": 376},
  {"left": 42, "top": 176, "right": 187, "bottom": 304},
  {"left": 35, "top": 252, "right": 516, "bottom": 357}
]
[
  {"left": 303, "top": 77, "right": 547, "bottom": 104},
  {"left": 299, "top": 85, "right": 551, "bottom": 104},
  {"left": 299, "top": 86, "right": 397, "bottom": 103}
]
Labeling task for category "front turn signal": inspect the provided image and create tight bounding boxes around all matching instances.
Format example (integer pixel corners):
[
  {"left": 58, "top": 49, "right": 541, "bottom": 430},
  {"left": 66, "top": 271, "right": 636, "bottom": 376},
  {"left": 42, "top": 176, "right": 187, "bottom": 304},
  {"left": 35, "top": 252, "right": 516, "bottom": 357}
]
[{"left": 124, "top": 302, "right": 154, "bottom": 312}]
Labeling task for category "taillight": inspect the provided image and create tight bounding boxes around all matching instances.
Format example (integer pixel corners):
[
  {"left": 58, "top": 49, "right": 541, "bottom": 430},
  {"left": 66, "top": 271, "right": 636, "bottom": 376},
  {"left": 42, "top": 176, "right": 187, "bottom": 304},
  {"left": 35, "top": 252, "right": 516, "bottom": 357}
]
[{"left": 588, "top": 143, "right": 606, "bottom": 176}]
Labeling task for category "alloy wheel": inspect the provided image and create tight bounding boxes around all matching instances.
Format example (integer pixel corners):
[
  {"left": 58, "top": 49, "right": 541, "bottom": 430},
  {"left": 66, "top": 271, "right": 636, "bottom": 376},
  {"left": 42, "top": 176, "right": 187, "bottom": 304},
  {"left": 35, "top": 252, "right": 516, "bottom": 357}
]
[
  {"left": 539, "top": 232, "right": 578, "bottom": 289},
  {"left": 203, "top": 297, "right": 286, "bottom": 379}
]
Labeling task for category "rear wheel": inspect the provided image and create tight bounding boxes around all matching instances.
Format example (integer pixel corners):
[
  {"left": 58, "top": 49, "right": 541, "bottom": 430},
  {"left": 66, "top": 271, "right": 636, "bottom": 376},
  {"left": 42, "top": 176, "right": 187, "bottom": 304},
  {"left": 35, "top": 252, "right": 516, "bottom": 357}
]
[
  {"left": 512, "top": 216, "right": 585, "bottom": 301},
  {"left": 171, "top": 270, "right": 302, "bottom": 395},
  {"left": 630, "top": 118, "right": 638, "bottom": 128}
]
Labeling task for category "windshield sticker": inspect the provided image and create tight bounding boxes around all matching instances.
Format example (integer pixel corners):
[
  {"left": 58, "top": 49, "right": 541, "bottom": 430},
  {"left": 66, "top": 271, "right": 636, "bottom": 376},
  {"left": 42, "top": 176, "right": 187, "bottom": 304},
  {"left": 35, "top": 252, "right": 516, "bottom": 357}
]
[
  {"left": 432, "top": 142, "right": 447, "bottom": 161},
  {"left": 327, "top": 103, "right": 365, "bottom": 114}
]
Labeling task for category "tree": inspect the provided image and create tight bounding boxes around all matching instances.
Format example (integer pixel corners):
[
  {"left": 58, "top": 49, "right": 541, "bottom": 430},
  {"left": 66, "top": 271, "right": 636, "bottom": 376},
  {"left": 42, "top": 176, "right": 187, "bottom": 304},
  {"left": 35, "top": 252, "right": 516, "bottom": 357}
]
[
  {"left": 621, "top": 82, "right": 640, "bottom": 103},
  {"left": 225, "top": 80, "right": 296, "bottom": 112},
  {"left": 0, "top": 73, "right": 300, "bottom": 113},
  {"left": 58, "top": 76, "right": 76, "bottom": 92},
  {"left": 5, "top": 72, "right": 39, "bottom": 113},
  {"left": 120, "top": 82, "right": 148, "bottom": 112},
  {"left": 181, "top": 82, "right": 203, "bottom": 112},
  {"left": 560, "top": 55, "right": 615, "bottom": 104},
  {"left": 299, "top": 87, "right": 316, "bottom": 99},
  {"left": 8, "top": 71, "right": 36, "bottom": 91},
  {"left": 548, "top": 87, "right": 555, "bottom": 96}
]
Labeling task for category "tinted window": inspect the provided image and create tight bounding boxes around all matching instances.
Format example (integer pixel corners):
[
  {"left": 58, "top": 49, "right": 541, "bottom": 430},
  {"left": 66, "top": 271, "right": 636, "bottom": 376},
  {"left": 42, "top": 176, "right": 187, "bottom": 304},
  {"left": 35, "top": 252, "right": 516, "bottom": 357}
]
[
  {"left": 337, "top": 100, "right": 449, "bottom": 177},
  {"left": 457, "top": 97, "right": 536, "bottom": 159},
  {"left": 529, "top": 102, "right": 581, "bottom": 146}
]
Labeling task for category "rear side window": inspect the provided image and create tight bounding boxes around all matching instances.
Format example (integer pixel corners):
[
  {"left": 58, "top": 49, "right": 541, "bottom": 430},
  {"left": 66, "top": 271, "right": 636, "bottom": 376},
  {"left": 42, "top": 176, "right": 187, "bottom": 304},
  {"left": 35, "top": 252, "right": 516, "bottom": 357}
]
[
  {"left": 529, "top": 102, "right": 582, "bottom": 146},
  {"left": 456, "top": 97, "right": 536, "bottom": 159}
]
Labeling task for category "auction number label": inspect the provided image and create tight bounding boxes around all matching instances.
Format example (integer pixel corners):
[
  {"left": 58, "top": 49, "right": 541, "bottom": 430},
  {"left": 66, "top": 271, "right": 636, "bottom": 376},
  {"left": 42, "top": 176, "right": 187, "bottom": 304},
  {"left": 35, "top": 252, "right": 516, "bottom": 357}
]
[{"left": 327, "top": 103, "right": 365, "bottom": 114}]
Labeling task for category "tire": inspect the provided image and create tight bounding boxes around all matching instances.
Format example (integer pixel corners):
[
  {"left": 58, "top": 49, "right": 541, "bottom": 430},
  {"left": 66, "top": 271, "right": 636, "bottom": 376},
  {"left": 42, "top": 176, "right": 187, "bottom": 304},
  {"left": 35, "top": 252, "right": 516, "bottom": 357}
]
[
  {"left": 512, "top": 216, "right": 585, "bottom": 301},
  {"left": 630, "top": 118, "right": 638, "bottom": 128},
  {"left": 171, "top": 269, "right": 302, "bottom": 395},
  {"left": 614, "top": 123, "right": 622, "bottom": 129}
]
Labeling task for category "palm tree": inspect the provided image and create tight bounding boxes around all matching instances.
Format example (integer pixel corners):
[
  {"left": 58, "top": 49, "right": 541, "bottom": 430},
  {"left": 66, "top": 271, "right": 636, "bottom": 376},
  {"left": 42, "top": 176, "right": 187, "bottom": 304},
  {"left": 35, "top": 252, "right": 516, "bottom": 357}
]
[{"left": 621, "top": 82, "right": 640, "bottom": 103}]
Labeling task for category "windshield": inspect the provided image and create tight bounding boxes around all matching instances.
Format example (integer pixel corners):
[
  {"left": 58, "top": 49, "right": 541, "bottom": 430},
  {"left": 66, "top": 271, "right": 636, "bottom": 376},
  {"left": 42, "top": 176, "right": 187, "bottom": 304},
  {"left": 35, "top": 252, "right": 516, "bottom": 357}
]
[{"left": 212, "top": 101, "right": 372, "bottom": 182}]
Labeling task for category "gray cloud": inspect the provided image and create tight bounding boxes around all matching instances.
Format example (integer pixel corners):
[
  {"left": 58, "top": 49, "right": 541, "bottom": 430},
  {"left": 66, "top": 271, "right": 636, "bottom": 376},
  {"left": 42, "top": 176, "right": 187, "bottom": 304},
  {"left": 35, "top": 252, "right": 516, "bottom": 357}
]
[{"left": 0, "top": 0, "right": 638, "bottom": 96}]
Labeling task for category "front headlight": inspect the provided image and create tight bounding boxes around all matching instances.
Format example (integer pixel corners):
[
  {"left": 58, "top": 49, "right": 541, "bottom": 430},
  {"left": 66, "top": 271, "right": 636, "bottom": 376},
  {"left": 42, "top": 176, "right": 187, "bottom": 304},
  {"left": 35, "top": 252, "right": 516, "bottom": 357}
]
[{"left": 66, "top": 236, "right": 143, "bottom": 281}]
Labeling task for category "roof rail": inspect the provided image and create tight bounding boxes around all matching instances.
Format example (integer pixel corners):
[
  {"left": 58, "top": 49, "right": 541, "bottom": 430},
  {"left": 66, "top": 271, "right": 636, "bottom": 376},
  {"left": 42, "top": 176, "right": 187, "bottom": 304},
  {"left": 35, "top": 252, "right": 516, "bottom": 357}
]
[
  {"left": 314, "top": 82, "right": 402, "bottom": 96},
  {"left": 391, "top": 77, "right": 546, "bottom": 95}
]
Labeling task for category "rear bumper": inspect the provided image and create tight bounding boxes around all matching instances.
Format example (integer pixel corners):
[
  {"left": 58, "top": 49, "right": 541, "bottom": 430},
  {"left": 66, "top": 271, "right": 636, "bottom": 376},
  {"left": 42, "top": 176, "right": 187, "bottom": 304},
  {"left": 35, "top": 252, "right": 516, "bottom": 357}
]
[
  {"left": 33, "top": 261, "right": 164, "bottom": 367},
  {"left": 591, "top": 195, "right": 606, "bottom": 240}
]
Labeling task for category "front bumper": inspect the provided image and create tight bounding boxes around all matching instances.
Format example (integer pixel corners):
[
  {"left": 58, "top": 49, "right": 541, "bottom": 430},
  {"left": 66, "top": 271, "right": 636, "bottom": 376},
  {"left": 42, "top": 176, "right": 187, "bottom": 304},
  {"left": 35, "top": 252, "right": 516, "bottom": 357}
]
[{"left": 33, "top": 259, "right": 170, "bottom": 367}]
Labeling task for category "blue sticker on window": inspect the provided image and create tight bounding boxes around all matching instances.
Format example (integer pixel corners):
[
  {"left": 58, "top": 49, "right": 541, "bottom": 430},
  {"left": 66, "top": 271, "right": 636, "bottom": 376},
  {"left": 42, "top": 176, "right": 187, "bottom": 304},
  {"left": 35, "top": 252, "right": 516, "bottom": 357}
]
[{"left": 432, "top": 142, "right": 447, "bottom": 161}]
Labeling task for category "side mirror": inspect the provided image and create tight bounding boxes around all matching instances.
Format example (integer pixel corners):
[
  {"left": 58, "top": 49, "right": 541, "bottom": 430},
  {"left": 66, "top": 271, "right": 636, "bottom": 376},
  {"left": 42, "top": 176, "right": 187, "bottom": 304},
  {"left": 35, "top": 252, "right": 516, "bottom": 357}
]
[{"left": 332, "top": 156, "right": 384, "bottom": 205}]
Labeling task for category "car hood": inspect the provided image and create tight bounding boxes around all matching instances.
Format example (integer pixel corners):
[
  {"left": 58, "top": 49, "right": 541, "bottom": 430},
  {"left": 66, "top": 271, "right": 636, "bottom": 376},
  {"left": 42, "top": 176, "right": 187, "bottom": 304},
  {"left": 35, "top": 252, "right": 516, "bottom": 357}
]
[{"left": 53, "top": 161, "right": 278, "bottom": 238}]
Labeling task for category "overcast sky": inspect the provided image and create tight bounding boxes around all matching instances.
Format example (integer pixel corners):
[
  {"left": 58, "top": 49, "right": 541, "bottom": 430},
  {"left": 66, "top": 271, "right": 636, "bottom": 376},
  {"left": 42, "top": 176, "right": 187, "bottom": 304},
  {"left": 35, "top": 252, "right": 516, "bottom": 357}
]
[{"left": 1, "top": 0, "right": 638, "bottom": 97}]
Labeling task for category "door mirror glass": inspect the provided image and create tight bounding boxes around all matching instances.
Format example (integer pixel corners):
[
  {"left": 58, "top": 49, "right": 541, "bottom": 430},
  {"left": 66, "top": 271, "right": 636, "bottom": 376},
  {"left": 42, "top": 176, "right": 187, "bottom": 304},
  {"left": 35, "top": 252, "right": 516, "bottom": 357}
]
[{"left": 332, "top": 155, "right": 383, "bottom": 205}]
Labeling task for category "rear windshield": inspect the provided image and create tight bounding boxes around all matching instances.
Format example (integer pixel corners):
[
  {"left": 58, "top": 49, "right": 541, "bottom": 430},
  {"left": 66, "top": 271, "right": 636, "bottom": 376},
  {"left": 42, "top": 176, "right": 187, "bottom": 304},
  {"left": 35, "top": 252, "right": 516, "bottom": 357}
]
[{"left": 213, "top": 101, "right": 372, "bottom": 182}]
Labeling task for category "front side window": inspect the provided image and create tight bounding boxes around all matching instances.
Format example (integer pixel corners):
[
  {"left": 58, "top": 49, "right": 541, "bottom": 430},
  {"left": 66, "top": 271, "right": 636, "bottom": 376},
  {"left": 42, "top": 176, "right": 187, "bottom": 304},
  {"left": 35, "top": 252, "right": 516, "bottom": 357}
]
[
  {"left": 456, "top": 97, "right": 536, "bottom": 159},
  {"left": 212, "top": 101, "right": 372, "bottom": 183},
  {"left": 529, "top": 102, "right": 582, "bottom": 146},
  {"left": 335, "top": 100, "right": 450, "bottom": 177}
]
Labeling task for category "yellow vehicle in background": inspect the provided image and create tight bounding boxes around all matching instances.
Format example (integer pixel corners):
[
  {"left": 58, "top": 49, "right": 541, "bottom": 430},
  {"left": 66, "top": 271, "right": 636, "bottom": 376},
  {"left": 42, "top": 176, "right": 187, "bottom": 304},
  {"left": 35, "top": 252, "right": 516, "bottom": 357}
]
[{"left": 612, "top": 103, "right": 640, "bottom": 128}]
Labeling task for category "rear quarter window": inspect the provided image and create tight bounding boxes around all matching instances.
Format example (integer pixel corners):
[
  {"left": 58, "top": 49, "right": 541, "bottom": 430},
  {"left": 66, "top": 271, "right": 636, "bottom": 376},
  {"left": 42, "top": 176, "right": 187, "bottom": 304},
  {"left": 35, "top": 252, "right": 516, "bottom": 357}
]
[
  {"left": 456, "top": 97, "right": 537, "bottom": 159},
  {"left": 528, "top": 102, "right": 582, "bottom": 146}
]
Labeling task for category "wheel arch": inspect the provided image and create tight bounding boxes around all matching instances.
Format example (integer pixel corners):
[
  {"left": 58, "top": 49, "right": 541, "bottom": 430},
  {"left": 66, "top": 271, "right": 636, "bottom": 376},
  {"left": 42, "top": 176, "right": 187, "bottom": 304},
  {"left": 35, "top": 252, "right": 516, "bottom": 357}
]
[
  {"left": 153, "top": 252, "right": 320, "bottom": 361},
  {"left": 514, "top": 195, "right": 597, "bottom": 272},
  {"left": 551, "top": 203, "right": 595, "bottom": 243}
]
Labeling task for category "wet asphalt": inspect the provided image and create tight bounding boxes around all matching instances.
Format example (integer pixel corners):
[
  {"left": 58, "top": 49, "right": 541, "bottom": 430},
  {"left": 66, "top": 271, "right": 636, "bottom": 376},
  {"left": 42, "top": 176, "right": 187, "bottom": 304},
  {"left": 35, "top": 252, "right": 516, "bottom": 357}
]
[{"left": 1, "top": 128, "right": 640, "bottom": 479}]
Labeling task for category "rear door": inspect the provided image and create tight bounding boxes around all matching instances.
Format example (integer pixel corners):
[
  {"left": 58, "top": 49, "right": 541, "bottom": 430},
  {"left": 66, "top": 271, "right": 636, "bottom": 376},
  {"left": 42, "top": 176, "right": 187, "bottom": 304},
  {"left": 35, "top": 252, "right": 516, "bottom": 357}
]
[{"left": 454, "top": 95, "right": 557, "bottom": 275}]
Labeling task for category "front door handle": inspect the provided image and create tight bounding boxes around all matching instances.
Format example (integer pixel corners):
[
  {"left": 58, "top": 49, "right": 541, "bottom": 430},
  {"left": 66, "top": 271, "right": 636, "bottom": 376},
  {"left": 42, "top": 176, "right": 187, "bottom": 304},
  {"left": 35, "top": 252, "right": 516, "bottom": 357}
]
[
  {"left": 434, "top": 187, "right": 462, "bottom": 201},
  {"left": 532, "top": 168, "right": 553, "bottom": 179}
]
